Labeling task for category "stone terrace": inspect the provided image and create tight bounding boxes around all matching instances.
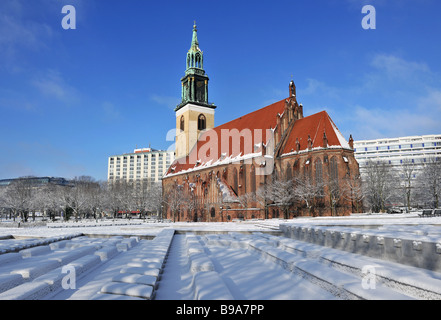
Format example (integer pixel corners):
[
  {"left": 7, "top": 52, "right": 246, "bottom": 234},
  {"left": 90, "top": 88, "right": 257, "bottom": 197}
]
[{"left": 0, "top": 219, "right": 441, "bottom": 300}]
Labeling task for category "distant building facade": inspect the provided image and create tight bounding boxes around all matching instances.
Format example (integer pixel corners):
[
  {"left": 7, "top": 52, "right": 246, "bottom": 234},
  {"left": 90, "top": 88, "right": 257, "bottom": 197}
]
[
  {"left": 354, "top": 134, "right": 441, "bottom": 175},
  {"left": 107, "top": 148, "right": 175, "bottom": 185},
  {"left": 0, "top": 177, "right": 71, "bottom": 188}
]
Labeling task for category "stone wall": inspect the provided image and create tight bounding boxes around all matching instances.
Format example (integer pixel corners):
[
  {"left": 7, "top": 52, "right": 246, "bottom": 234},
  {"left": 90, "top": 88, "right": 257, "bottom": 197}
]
[{"left": 280, "top": 223, "right": 441, "bottom": 272}]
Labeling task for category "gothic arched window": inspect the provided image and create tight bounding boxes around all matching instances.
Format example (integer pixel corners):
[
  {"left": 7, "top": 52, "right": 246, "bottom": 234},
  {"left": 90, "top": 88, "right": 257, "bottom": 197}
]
[
  {"left": 195, "top": 53, "right": 201, "bottom": 68},
  {"left": 286, "top": 163, "right": 292, "bottom": 180},
  {"left": 180, "top": 115, "right": 185, "bottom": 131},
  {"left": 250, "top": 165, "right": 256, "bottom": 195},
  {"left": 330, "top": 156, "right": 339, "bottom": 182},
  {"left": 315, "top": 158, "right": 323, "bottom": 184},
  {"left": 232, "top": 167, "right": 238, "bottom": 196},
  {"left": 198, "top": 114, "right": 206, "bottom": 131}
]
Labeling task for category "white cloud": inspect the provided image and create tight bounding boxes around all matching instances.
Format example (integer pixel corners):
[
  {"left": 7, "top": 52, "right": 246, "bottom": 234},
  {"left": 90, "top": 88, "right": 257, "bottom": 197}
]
[
  {"left": 101, "top": 102, "right": 122, "bottom": 122},
  {"left": 417, "top": 89, "right": 441, "bottom": 112},
  {"left": 150, "top": 94, "right": 180, "bottom": 110},
  {"left": 31, "top": 70, "right": 79, "bottom": 103},
  {"left": 350, "top": 104, "right": 440, "bottom": 140},
  {"left": 370, "top": 54, "right": 430, "bottom": 80},
  {"left": 0, "top": 140, "right": 87, "bottom": 180},
  {"left": 0, "top": 1, "right": 54, "bottom": 68},
  {"left": 298, "top": 53, "right": 441, "bottom": 140}
]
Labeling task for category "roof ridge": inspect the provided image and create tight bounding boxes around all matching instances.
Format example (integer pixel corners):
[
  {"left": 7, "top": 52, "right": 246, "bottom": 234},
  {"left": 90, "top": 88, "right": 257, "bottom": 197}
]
[
  {"left": 311, "top": 112, "right": 324, "bottom": 146},
  {"left": 213, "top": 97, "right": 288, "bottom": 130}
]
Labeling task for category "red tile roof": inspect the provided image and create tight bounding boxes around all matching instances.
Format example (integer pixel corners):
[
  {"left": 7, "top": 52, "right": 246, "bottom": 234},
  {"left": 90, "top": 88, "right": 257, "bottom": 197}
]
[
  {"left": 166, "top": 100, "right": 350, "bottom": 176},
  {"left": 282, "top": 110, "right": 350, "bottom": 155}
]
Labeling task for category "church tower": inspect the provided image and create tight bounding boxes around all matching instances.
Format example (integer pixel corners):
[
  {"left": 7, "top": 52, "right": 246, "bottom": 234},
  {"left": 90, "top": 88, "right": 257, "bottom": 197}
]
[{"left": 175, "top": 22, "right": 216, "bottom": 159}]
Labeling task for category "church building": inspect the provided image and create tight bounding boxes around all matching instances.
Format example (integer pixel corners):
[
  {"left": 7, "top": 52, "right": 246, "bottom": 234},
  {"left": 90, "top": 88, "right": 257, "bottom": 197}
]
[{"left": 162, "top": 23, "right": 361, "bottom": 222}]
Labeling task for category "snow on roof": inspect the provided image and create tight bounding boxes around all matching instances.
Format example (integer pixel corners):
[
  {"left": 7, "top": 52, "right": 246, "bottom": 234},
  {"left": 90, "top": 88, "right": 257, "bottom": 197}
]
[
  {"left": 166, "top": 102, "right": 352, "bottom": 177},
  {"left": 281, "top": 110, "right": 352, "bottom": 156}
]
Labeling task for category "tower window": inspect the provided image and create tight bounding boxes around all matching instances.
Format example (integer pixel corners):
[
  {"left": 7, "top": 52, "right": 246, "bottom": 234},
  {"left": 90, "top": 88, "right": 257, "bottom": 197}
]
[
  {"left": 180, "top": 115, "right": 185, "bottom": 131},
  {"left": 198, "top": 114, "right": 206, "bottom": 131}
]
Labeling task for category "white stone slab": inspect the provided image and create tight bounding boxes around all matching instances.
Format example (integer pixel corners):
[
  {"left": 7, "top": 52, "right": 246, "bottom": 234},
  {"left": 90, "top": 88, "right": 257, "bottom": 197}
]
[
  {"left": 0, "top": 274, "right": 24, "bottom": 294},
  {"left": 100, "top": 282, "right": 153, "bottom": 300},
  {"left": 0, "top": 281, "right": 51, "bottom": 300},
  {"left": 119, "top": 267, "right": 160, "bottom": 279},
  {"left": 112, "top": 273, "right": 157, "bottom": 287},
  {"left": 20, "top": 245, "right": 51, "bottom": 258}
]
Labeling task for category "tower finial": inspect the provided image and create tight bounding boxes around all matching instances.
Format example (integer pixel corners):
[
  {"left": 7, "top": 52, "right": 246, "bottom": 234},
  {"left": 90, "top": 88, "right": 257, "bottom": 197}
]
[
  {"left": 191, "top": 21, "right": 199, "bottom": 48},
  {"left": 289, "top": 77, "right": 296, "bottom": 97}
]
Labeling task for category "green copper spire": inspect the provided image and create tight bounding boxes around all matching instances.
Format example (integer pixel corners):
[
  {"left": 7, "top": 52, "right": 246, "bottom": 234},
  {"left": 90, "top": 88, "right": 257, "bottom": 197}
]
[
  {"left": 191, "top": 21, "right": 199, "bottom": 50},
  {"left": 186, "top": 21, "right": 204, "bottom": 73},
  {"left": 176, "top": 22, "right": 216, "bottom": 112}
]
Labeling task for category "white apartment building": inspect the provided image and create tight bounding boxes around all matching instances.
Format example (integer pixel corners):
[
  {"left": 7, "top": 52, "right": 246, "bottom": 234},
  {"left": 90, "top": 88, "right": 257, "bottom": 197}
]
[
  {"left": 107, "top": 148, "right": 175, "bottom": 184},
  {"left": 354, "top": 134, "right": 441, "bottom": 174}
]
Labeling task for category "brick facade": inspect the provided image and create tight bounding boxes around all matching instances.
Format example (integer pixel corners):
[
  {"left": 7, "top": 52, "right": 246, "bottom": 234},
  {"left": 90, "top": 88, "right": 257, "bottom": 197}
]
[{"left": 163, "top": 82, "right": 361, "bottom": 222}]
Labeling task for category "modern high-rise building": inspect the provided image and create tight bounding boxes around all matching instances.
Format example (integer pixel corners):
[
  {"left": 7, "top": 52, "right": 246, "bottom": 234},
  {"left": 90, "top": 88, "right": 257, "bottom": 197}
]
[
  {"left": 107, "top": 148, "right": 175, "bottom": 185},
  {"left": 354, "top": 134, "right": 441, "bottom": 174}
]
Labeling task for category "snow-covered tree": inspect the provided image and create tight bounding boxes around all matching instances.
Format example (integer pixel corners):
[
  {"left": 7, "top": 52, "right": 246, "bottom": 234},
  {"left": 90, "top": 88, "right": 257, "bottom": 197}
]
[
  {"left": 292, "top": 174, "right": 325, "bottom": 216},
  {"left": 417, "top": 157, "right": 441, "bottom": 208},
  {"left": 163, "top": 183, "right": 186, "bottom": 222},
  {"left": 362, "top": 161, "right": 397, "bottom": 212},
  {"left": 146, "top": 182, "right": 163, "bottom": 218},
  {"left": 269, "top": 177, "right": 295, "bottom": 219},
  {"left": 341, "top": 174, "right": 364, "bottom": 213},
  {"left": 255, "top": 184, "right": 271, "bottom": 219},
  {"left": 2, "top": 177, "right": 35, "bottom": 222},
  {"left": 399, "top": 159, "right": 417, "bottom": 211},
  {"left": 102, "top": 181, "right": 124, "bottom": 218}
]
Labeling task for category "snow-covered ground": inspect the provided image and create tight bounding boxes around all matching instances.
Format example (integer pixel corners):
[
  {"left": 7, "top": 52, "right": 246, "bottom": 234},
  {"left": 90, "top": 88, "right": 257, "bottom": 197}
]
[{"left": 1, "top": 213, "right": 441, "bottom": 301}]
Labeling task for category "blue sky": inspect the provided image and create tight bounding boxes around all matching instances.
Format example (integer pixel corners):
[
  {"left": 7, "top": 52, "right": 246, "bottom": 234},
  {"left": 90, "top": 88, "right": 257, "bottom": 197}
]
[{"left": 0, "top": 0, "right": 440, "bottom": 181}]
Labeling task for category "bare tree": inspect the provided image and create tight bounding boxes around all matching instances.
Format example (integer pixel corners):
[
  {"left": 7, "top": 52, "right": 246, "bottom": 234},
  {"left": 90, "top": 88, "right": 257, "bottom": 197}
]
[
  {"left": 43, "top": 184, "right": 65, "bottom": 221},
  {"left": 400, "top": 159, "right": 417, "bottom": 211},
  {"left": 132, "top": 180, "right": 150, "bottom": 219},
  {"left": 268, "top": 177, "right": 294, "bottom": 219},
  {"left": 147, "top": 182, "right": 163, "bottom": 218},
  {"left": 58, "top": 176, "right": 98, "bottom": 221},
  {"left": 118, "top": 180, "right": 138, "bottom": 219},
  {"left": 102, "top": 181, "right": 124, "bottom": 218},
  {"left": 255, "top": 185, "right": 271, "bottom": 219},
  {"left": 32, "top": 185, "right": 53, "bottom": 221},
  {"left": 417, "top": 157, "right": 441, "bottom": 208},
  {"left": 2, "top": 177, "right": 34, "bottom": 222},
  {"left": 362, "top": 161, "right": 397, "bottom": 212},
  {"left": 237, "top": 192, "right": 256, "bottom": 220},
  {"left": 0, "top": 187, "right": 6, "bottom": 220},
  {"left": 327, "top": 175, "right": 343, "bottom": 216},
  {"left": 185, "top": 184, "right": 199, "bottom": 222},
  {"left": 292, "top": 174, "right": 325, "bottom": 217},
  {"left": 341, "top": 174, "right": 364, "bottom": 213},
  {"left": 88, "top": 180, "right": 104, "bottom": 220},
  {"left": 163, "top": 183, "right": 186, "bottom": 222}
]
